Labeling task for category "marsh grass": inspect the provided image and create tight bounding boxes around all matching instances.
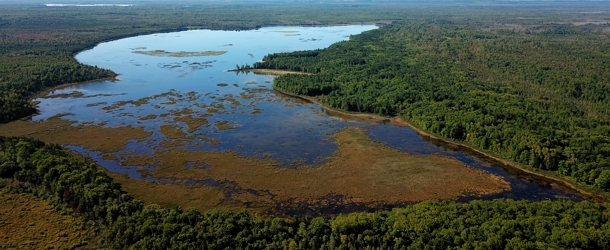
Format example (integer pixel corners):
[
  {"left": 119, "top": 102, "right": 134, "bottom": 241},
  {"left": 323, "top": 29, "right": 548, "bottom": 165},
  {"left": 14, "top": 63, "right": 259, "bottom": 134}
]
[
  {"left": 0, "top": 87, "right": 511, "bottom": 215},
  {"left": 0, "top": 116, "right": 151, "bottom": 153},
  {"left": 0, "top": 189, "right": 99, "bottom": 249},
  {"left": 116, "top": 127, "right": 509, "bottom": 214}
]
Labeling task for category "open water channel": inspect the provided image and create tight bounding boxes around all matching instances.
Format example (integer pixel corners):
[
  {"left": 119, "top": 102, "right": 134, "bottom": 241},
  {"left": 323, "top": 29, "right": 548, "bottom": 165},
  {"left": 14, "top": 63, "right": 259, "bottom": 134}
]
[{"left": 32, "top": 26, "right": 586, "bottom": 214}]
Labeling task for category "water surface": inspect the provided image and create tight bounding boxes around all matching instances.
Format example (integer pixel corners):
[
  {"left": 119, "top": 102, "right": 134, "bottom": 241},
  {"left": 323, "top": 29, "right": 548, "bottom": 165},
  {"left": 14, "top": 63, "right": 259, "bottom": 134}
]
[{"left": 33, "top": 26, "right": 586, "bottom": 212}]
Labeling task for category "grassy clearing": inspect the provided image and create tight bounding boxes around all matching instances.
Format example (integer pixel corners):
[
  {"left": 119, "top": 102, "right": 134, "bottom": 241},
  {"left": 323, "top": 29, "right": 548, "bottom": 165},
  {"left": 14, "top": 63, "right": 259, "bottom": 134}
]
[{"left": 0, "top": 188, "right": 99, "bottom": 249}]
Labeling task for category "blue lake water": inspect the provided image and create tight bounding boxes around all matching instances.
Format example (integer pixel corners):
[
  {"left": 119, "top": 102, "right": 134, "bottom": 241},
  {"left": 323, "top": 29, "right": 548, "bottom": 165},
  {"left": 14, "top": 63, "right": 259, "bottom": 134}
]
[{"left": 33, "top": 25, "right": 587, "bottom": 208}]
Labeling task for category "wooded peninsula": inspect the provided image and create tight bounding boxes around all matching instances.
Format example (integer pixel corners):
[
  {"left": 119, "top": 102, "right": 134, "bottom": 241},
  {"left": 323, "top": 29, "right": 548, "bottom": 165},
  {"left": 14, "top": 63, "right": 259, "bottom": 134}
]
[{"left": 1, "top": 1, "right": 610, "bottom": 249}]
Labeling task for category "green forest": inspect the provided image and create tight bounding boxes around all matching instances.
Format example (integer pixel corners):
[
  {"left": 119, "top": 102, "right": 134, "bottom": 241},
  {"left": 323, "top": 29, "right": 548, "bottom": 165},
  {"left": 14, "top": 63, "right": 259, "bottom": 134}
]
[
  {"left": 2, "top": 136, "right": 610, "bottom": 249},
  {"left": 255, "top": 18, "right": 610, "bottom": 194},
  {"left": 2, "top": 2, "right": 610, "bottom": 249},
  {"left": 0, "top": 3, "right": 405, "bottom": 123}
]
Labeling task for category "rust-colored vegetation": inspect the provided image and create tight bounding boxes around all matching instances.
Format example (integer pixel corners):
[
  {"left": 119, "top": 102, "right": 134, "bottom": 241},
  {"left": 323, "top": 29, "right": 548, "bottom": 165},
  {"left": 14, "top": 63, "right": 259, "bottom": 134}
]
[
  {"left": 118, "top": 127, "right": 510, "bottom": 212},
  {"left": 106, "top": 172, "right": 237, "bottom": 212},
  {"left": 0, "top": 189, "right": 98, "bottom": 249},
  {"left": 0, "top": 85, "right": 512, "bottom": 214},
  {"left": 0, "top": 116, "right": 152, "bottom": 153}
]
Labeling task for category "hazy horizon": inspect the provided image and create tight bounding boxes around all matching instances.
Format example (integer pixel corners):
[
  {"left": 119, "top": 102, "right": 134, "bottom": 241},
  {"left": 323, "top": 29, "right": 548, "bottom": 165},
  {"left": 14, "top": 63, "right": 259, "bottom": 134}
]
[{"left": 3, "top": 0, "right": 609, "bottom": 7}]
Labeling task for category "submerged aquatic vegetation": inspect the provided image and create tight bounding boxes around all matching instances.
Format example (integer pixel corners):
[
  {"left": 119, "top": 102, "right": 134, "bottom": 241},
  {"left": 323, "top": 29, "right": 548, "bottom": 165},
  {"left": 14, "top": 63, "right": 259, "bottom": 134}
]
[
  {"left": 116, "top": 127, "right": 510, "bottom": 214},
  {"left": 133, "top": 50, "right": 227, "bottom": 57}
]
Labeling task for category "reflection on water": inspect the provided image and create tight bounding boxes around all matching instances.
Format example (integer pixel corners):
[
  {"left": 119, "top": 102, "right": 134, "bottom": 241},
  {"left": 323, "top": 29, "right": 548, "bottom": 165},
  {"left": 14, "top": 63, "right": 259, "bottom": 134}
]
[
  {"left": 34, "top": 25, "right": 586, "bottom": 208},
  {"left": 37, "top": 26, "right": 379, "bottom": 167}
]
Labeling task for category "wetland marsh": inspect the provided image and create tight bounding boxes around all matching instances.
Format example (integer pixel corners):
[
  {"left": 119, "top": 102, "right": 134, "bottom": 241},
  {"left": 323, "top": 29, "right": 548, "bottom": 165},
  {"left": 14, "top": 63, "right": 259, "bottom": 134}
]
[{"left": 0, "top": 25, "right": 587, "bottom": 215}]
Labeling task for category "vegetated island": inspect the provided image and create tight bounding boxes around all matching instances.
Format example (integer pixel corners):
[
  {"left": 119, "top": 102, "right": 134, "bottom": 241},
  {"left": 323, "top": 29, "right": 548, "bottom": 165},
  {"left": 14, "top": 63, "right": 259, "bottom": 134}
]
[
  {"left": 1, "top": 2, "right": 610, "bottom": 249},
  {"left": 133, "top": 50, "right": 227, "bottom": 57}
]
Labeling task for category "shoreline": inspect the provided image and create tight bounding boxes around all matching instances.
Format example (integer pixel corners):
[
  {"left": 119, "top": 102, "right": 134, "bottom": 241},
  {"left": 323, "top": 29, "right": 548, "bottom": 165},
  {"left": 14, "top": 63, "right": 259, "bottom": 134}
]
[
  {"left": 25, "top": 76, "right": 119, "bottom": 121},
  {"left": 31, "top": 76, "right": 119, "bottom": 100},
  {"left": 251, "top": 69, "right": 313, "bottom": 76},
  {"left": 23, "top": 22, "right": 383, "bottom": 122},
  {"left": 271, "top": 86, "right": 610, "bottom": 203},
  {"left": 20, "top": 23, "right": 608, "bottom": 203},
  {"left": 225, "top": 68, "right": 313, "bottom": 76}
]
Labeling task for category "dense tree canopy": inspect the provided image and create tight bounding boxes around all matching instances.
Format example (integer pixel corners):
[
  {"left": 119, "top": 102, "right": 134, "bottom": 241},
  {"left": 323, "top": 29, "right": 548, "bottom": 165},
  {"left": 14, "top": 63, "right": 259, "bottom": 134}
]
[
  {"left": 0, "top": 3, "right": 407, "bottom": 123},
  {"left": 2, "top": 136, "right": 610, "bottom": 249},
  {"left": 255, "top": 19, "right": 610, "bottom": 193},
  {"left": 3, "top": 3, "right": 610, "bottom": 249}
]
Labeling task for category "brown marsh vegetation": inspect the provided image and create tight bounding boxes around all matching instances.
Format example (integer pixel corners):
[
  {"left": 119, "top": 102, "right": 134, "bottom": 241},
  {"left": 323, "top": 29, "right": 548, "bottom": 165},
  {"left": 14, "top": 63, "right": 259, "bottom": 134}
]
[
  {"left": 0, "top": 69, "right": 520, "bottom": 215},
  {"left": 0, "top": 189, "right": 99, "bottom": 249},
  {"left": 0, "top": 108, "right": 510, "bottom": 214},
  {"left": 118, "top": 127, "right": 509, "bottom": 213},
  {"left": 0, "top": 116, "right": 151, "bottom": 153}
]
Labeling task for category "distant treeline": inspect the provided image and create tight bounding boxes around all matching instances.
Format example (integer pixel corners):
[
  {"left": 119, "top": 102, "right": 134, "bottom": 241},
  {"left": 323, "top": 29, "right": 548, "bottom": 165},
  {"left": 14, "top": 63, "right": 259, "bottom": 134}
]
[
  {"left": 2, "top": 136, "right": 610, "bottom": 249},
  {"left": 3, "top": 3, "right": 610, "bottom": 249},
  {"left": 0, "top": 3, "right": 407, "bottom": 123},
  {"left": 254, "top": 19, "right": 610, "bottom": 193}
]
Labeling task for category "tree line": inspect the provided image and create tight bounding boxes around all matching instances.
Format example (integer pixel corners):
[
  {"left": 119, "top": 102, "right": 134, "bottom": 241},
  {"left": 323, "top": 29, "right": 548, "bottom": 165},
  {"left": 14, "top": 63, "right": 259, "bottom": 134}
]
[
  {"left": 0, "top": 3, "right": 407, "bottom": 123},
  {"left": 254, "top": 19, "right": 610, "bottom": 193},
  {"left": 1, "top": 136, "right": 610, "bottom": 249},
  {"left": 3, "top": 3, "right": 610, "bottom": 249}
]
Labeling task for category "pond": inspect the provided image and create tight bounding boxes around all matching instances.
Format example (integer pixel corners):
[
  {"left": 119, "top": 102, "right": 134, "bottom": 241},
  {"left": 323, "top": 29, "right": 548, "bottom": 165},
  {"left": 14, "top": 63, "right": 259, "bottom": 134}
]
[{"left": 24, "top": 25, "right": 587, "bottom": 215}]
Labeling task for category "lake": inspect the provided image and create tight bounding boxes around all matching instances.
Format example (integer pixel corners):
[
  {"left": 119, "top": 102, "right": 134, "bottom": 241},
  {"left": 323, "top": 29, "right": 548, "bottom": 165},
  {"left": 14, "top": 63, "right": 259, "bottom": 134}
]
[{"left": 26, "top": 25, "right": 586, "bottom": 215}]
